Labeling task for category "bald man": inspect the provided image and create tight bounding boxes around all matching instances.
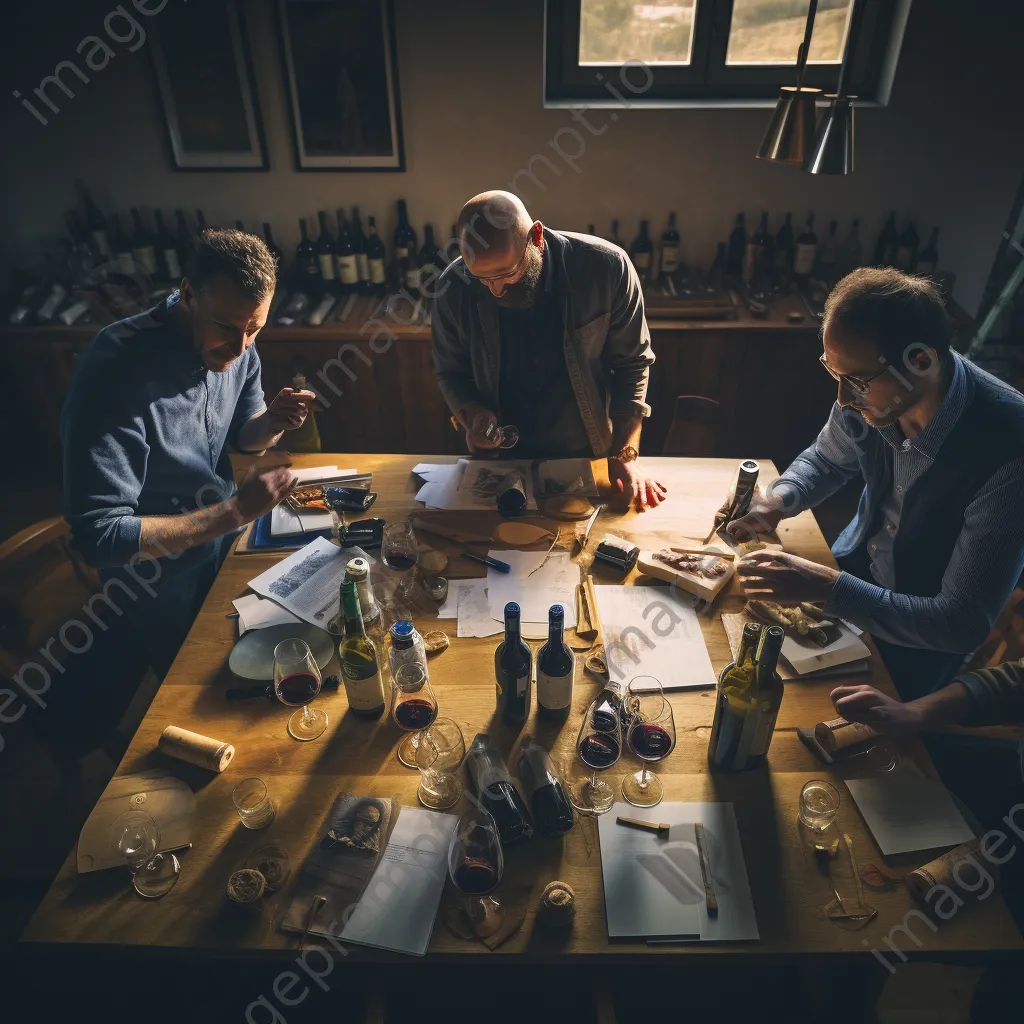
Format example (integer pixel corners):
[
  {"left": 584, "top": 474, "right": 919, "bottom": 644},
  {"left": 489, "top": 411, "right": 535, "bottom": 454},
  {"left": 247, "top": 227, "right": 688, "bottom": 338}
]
[{"left": 431, "top": 191, "right": 666, "bottom": 510}]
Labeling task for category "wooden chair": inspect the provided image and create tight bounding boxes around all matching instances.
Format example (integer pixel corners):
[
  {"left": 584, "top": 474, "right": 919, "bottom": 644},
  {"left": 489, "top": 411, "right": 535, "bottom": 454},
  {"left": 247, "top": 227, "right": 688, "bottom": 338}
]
[{"left": 661, "top": 395, "right": 721, "bottom": 457}]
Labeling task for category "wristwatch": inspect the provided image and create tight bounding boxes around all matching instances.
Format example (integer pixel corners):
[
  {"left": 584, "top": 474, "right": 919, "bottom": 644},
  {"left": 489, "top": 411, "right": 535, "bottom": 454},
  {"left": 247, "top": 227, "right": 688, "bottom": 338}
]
[{"left": 610, "top": 445, "right": 639, "bottom": 464}]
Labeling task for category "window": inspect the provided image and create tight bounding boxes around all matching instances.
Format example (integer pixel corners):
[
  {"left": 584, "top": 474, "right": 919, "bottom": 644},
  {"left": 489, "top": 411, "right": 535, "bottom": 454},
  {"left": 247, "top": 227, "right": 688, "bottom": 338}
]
[{"left": 545, "top": 0, "right": 909, "bottom": 106}]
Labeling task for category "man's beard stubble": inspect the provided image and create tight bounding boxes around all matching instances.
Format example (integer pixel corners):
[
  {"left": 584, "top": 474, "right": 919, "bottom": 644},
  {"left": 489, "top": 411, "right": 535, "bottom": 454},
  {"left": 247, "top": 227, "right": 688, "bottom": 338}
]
[{"left": 494, "top": 243, "right": 544, "bottom": 310}]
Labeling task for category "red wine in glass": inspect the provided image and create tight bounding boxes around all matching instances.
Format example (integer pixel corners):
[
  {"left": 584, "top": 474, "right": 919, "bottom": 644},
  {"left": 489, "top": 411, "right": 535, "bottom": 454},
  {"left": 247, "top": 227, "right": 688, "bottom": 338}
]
[
  {"left": 452, "top": 857, "right": 499, "bottom": 895},
  {"left": 383, "top": 548, "right": 418, "bottom": 572},
  {"left": 579, "top": 733, "right": 620, "bottom": 769},
  {"left": 629, "top": 722, "right": 674, "bottom": 761},
  {"left": 276, "top": 672, "right": 321, "bottom": 707},
  {"left": 394, "top": 697, "right": 437, "bottom": 730}
]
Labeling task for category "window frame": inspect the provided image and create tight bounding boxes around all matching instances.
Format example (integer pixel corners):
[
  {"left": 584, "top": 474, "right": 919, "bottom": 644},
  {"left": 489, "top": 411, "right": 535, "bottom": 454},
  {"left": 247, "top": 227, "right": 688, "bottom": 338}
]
[{"left": 544, "top": 0, "right": 912, "bottom": 108}]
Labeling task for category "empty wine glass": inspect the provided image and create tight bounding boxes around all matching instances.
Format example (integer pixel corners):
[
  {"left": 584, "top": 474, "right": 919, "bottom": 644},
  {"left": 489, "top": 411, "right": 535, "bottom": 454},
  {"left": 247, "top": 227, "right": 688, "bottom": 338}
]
[
  {"left": 274, "top": 637, "right": 327, "bottom": 741},
  {"left": 448, "top": 805, "right": 505, "bottom": 938},
  {"left": 622, "top": 677, "right": 676, "bottom": 807},
  {"left": 570, "top": 695, "right": 622, "bottom": 815},
  {"left": 799, "top": 779, "right": 841, "bottom": 833},
  {"left": 392, "top": 662, "right": 438, "bottom": 768},
  {"left": 416, "top": 717, "right": 466, "bottom": 810},
  {"left": 110, "top": 810, "right": 180, "bottom": 899},
  {"left": 382, "top": 521, "right": 419, "bottom": 599},
  {"left": 485, "top": 422, "right": 520, "bottom": 449},
  {"left": 843, "top": 741, "right": 900, "bottom": 774}
]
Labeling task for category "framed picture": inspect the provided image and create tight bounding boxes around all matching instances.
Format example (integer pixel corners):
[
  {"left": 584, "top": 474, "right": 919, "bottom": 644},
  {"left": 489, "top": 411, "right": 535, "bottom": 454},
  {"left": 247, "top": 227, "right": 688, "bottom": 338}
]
[
  {"left": 150, "top": 0, "right": 268, "bottom": 171},
  {"left": 278, "top": 0, "right": 405, "bottom": 171}
]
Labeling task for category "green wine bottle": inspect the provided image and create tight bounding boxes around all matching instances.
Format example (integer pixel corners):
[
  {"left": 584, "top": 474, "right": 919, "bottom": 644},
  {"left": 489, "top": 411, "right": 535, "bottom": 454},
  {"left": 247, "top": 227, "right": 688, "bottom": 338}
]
[
  {"left": 336, "top": 580, "right": 385, "bottom": 718},
  {"left": 708, "top": 622, "right": 762, "bottom": 771}
]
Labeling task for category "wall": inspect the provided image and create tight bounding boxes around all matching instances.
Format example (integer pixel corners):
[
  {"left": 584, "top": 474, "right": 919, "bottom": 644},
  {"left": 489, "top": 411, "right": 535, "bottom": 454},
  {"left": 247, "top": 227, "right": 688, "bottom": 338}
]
[{"left": 1, "top": 0, "right": 1021, "bottom": 315}]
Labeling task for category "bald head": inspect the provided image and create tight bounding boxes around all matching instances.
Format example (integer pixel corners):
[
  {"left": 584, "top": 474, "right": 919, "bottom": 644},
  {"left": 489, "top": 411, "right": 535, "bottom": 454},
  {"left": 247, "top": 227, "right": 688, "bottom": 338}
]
[{"left": 456, "top": 190, "right": 539, "bottom": 278}]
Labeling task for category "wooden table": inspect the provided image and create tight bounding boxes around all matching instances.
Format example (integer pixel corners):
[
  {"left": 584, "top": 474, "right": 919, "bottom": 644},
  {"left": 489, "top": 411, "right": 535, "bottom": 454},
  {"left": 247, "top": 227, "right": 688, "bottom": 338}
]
[{"left": 21, "top": 455, "right": 1023, "bottom": 970}]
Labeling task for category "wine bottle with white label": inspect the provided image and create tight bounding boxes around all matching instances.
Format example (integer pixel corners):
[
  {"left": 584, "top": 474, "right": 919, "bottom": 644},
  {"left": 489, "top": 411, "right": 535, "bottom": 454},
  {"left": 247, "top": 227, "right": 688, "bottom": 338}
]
[
  {"left": 793, "top": 213, "right": 818, "bottom": 282},
  {"left": 660, "top": 211, "right": 680, "bottom": 276},
  {"left": 334, "top": 580, "right": 385, "bottom": 718},
  {"left": 316, "top": 210, "right": 337, "bottom": 285},
  {"left": 366, "top": 216, "right": 387, "bottom": 294},
  {"left": 495, "top": 602, "right": 532, "bottom": 727},
  {"left": 537, "top": 605, "right": 573, "bottom": 723},
  {"left": 334, "top": 209, "right": 359, "bottom": 291}
]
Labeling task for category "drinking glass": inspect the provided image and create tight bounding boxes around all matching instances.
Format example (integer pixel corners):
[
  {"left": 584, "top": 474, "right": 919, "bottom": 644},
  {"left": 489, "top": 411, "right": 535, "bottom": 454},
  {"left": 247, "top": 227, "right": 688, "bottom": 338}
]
[
  {"left": 843, "top": 741, "right": 899, "bottom": 774},
  {"left": 416, "top": 717, "right": 466, "bottom": 810},
  {"left": 570, "top": 696, "right": 622, "bottom": 815},
  {"left": 110, "top": 809, "right": 180, "bottom": 899},
  {"left": 232, "top": 777, "right": 276, "bottom": 829},
  {"left": 622, "top": 677, "right": 676, "bottom": 807},
  {"left": 448, "top": 805, "right": 505, "bottom": 938},
  {"left": 799, "top": 779, "right": 841, "bottom": 832},
  {"left": 391, "top": 662, "right": 438, "bottom": 768},
  {"left": 274, "top": 637, "right": 327, "bottom": 741},
  {"left": 382, "top": 521, "right": 419, "bottom": 599}
]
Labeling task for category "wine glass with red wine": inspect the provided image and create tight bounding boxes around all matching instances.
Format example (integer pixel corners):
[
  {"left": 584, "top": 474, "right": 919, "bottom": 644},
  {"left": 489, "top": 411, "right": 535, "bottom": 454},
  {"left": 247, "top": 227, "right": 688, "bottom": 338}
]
[
  {"left": 622, "top": 676, "right": 675, "bottom": 807},
  {"left": 570, "top": 695, "right": 622, "bottom": 815},
  {"left": 273, "top": 638, "right": 327, "bottom": 741},
  {"left": 391, "top": 662, "right": 438, "bottom": 767},
  {"left": 447, "top": 805, "right": 505, "bottom": 938},
  {"left": 382, "top": 520, "right": 419, "bottom": 600}
]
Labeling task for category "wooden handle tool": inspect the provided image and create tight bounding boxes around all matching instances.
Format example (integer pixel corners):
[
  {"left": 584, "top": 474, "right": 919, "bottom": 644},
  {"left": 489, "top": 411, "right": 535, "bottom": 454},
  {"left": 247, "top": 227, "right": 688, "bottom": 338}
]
[{"left": 616, "top": 816, "right": 670, "bottom": 835}]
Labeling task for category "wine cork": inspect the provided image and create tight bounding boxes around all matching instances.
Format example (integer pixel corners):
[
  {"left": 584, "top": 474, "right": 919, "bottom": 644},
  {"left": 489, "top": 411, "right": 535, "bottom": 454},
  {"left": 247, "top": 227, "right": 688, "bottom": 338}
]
[
  {"left": 814, "top": 716, "right": 878, "bottom": 753},
  {"left": 906, "top": 839, "right": 992, "bottom": 905},
  {"left": 538, "top": 881, "right": 576, "bottom": 927},
  {"left": 158, "top": 725, "right": 235, "bottom": 772}
]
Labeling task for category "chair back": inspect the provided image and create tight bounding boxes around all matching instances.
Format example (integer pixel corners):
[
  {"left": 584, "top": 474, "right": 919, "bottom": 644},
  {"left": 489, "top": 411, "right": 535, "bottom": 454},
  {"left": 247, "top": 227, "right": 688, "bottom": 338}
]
[{"left": 662, "top": 395, "right": 721, "bottom": 457}]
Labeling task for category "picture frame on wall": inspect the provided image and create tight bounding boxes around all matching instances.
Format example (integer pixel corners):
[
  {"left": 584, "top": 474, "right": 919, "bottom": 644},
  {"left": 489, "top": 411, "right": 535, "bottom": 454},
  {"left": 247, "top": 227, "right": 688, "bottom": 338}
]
[
  {"left": 150, "top": 0, "right": 268, "bottom": 171},
  {"left": 278, "top": 0, "right": 405, "bottom": 172}
]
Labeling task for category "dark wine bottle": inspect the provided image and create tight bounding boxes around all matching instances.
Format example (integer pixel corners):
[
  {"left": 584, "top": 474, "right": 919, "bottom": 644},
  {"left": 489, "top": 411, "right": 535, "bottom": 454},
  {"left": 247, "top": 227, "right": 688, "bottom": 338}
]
[
  {"left": 793, "top": 213, "right": 818, "bottom": 282},
  {"left": 586, "top": 222, "right": 596, "bottom": 235},
  {"left": 895, "top": 220, "right": 920, "bottom": 272},
  {"left": 365, "top": 216, "right": 387, "bottom": 293},
  {"left": 334, "top": 209, "right": 359, "bottom": 291},
  {"left": 743, "top": 211, "right": 770, "bottom": 284},
  {"left": 82, "top": 187, "right": 111, "bottom": 258},
  {"left": 495, "top": 602, "right": 532, "bottom": 727},
  {"left": 660, "top": 211, "right": 681, "bottom": 276},
  {"left": 110, "top": 214, "right": 134, "bottom": 276},
  {"left": 708, "top": 241, "right": 727, "bottom": 291},
  {"left": 316, "top": 210, "right": 337, "bottom": 284},
  {"left": 262, "top": 222, "right": 284, "bottom": 270},
  {"left": 417, "top": 224, "right": 445, "bottom": 293},
  {"left": 394, "top": 198, "right": 417, "bottom": 260},
  {"left": 917, "top": 227, "right": 939, "bottom": 275},
  {"left": 350, "top": 206, "right": 370, "bottom": 290},
  {"left": 195, "top": 209, "right": 209, "bottom": 234},
  {"left": 465, "top": 734, "right": 534, "bottom": 846},
  {"left": 154, "top": 209, "right": 181, "bottom": 283},
  {"left": 516, "top": 736, "right": 574, "bottom": 837},
  {"left": 873, "top": 212, "right": 898, "bottom": 266},
  {"left": 609, "top": 219, "right": 625, "bottom": 248},
  {"left": 629, "top": 219, "right": 653, "bottom": 281},
  {"left": 130, "top": 208, "right": 157, "bottom": 277},
  {"left": 537, "top": 605, "right": 573, "bottom": 723},
  {"left": 726, "top": 213, "right": 747, "bottom": 277},
  {"left": 296, "top": 218, "right": 319, "bottom": 282},
  {"left": 817, "top": 219, "right": 839, "bottom": 283},
  {"left": 235, "top": 219, "right": 246, "bottom": 232}
]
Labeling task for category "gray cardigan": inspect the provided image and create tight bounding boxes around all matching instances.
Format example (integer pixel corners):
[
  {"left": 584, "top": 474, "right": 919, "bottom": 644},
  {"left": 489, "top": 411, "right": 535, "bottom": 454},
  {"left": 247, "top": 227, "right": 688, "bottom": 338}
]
[{"left": 431, "top": 227, "right": 654, "bottom": 457}]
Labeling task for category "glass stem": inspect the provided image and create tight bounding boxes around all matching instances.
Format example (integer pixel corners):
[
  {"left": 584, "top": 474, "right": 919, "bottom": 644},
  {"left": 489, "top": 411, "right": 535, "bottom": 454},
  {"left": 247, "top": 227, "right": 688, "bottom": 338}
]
[
  {"left": 591, "top": 770, "right": 598, "bottom": 789},
  {"left": 639, "top": 765, "right": 650, "bottom": 789},
  {"left": 302, "top": 703, "right": 314, "bottom": 724}
]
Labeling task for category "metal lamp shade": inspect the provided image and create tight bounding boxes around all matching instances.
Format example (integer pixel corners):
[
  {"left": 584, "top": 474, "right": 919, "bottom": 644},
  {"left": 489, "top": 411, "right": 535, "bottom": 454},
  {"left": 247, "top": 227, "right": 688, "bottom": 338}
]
[
  {"left": 805, "top": 95, "right": 854, "bottom": 175},
  {"left": 756, "top": 86, "right": 822, "bottom": 164}
]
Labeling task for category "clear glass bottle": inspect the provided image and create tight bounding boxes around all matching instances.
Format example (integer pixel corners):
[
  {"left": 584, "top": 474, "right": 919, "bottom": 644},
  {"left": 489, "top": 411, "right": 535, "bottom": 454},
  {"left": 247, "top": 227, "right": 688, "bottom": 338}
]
[{"left": 388, "top": 619, "right": 427, "bottom": 684}]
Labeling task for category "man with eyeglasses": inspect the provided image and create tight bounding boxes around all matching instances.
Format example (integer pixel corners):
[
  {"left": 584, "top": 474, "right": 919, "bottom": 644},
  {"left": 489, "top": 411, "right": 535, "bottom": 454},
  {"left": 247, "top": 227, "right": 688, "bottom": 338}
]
[
  {"left": 728, "top": 267, "right": 1024, "bottom": 697},
  {"left": 62, "top": 229, "right": 312, "bottom": 681},
  {"left": 431, "top": 190, "right": 667, "bottom": 510}
]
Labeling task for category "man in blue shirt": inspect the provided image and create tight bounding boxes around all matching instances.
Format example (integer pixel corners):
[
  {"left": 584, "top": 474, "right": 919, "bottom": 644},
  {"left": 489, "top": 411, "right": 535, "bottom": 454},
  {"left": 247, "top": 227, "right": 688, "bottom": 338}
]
[
  {"left": 729, "top": 267, "right": 1024, "bottom": 697},
  {"left": 62, "top": 229, "right": 314, "bottom": 681}
]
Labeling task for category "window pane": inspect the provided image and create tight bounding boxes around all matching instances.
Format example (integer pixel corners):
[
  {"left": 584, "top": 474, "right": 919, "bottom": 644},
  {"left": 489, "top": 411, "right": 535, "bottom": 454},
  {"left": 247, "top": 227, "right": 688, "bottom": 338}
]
[
  {"left": 726, "top": 0, "right": 854, "bottom": 65},
  {"left": 579, "top": 1, "right": 698, "bottom": 66}
]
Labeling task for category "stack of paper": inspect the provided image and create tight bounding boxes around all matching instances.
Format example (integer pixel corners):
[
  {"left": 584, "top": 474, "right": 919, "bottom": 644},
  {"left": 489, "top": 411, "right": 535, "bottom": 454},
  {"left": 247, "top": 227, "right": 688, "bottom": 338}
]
[
  {"left": 270, "top": 466, "right": 359, "bottom": 537},
  {"left": 232, "top": 593, "right": 301, "bottom": 634},
  {"left": 413, "top": 460, "right": 537, "bottom": 511}
]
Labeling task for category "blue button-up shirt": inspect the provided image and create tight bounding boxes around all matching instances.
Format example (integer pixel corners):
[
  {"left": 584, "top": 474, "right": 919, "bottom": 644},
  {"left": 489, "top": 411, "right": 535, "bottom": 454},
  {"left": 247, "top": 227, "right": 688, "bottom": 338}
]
[
  {"left": 62, "top": 292, "right": 266, "bottom": 582},
  {"left": 773, "top": 353, "right": 1024, "bottom": 653}
]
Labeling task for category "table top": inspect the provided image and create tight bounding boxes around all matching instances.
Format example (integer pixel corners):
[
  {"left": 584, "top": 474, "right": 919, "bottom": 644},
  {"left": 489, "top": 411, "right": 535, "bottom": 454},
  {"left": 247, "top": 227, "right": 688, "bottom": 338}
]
[{"left": 22, "top": 454, "right": 1023, "bottom": 961}]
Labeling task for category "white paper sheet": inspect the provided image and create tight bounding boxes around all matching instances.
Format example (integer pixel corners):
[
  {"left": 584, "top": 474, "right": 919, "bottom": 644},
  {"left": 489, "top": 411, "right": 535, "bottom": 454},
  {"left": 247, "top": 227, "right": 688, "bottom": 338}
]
[
  {"left": 780, "top": 622, "right": 872, "bottom": 675},
  {"left": 437, "top": 579, "right": 474, "bottom": 619},
  {"left": 597, "top": 801, "right": 758, "bottom": 942},
  {"left": 593, "top": 586, "right": 716, "bottom": 691},
  {"left": 414, "top": 459, "right": 538, "bottom": 511},
  {"left": 232, "top": 593, "right": 301, "bottom": 634},
  {"left": 456, "top": 579, "right": 502, "bottom": 638},
  {"left": 339, "top": 806, "right": 459, "bottom": 956},
  {"left": 845, "top": 771, "right": 974, "bottom": 856},
  {"left": 486, "top": 550, "right": 578, "bottom": 629},
  {"left": 270, "top": 468, "right": 359, "bottom": 537},
  {"left": 246, "top": 538, "right": 371, "bottom": 627}
]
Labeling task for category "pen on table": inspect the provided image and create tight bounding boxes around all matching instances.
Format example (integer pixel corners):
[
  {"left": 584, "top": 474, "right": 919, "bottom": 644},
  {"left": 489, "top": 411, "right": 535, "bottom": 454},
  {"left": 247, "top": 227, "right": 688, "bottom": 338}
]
[{"left": 461, "top": 551, "right": 511, "bottom": 574}]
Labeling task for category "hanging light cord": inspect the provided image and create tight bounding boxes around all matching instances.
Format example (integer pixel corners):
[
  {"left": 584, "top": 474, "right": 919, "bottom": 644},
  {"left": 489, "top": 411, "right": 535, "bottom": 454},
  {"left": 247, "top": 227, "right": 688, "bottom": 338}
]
[{"left": 795, "top": 0, "right": 820, "bottom": 91}]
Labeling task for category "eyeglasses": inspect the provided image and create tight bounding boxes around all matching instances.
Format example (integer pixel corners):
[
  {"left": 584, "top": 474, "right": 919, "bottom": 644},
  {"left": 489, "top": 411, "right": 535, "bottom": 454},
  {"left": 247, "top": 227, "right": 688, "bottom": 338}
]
[
  {"left": 819, "top": 354, "right": 890, "bottom": 396},
  {"left": 468, "top": 241, "right": 534, "bottom": 285}
]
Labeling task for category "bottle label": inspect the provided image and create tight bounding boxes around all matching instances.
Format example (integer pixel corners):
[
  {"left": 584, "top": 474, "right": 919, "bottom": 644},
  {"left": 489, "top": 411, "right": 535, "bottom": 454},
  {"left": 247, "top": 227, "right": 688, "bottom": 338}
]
[
  {"left": 632, "top": 252, "right": 651, "bottom": 269},
  {"left": 750, "top": 706, "right": 779, "bottom": 758},
  {"left": 538, "top": 669, "right": 572, "bottom": 711},
  {"left": 342, "top": 664, "right": 384, "bottom": 711},
  {"left": 356, "top": 252, "right": 370, "bottom": 281},
  {"left": 318, "top": 254, "right": 336, "bottom": 280},
  {"left": 59, "top": 301, "right": 89, "bottom": 326},
  {"left": 337, "top": 254, "right": 359, "bottom": 284},
  {"left": 661, "top": 246, "right": 679, "bottom": 274},
  {"left": 134, "top": 246, "right": 157, "bottom": 276},
  {"left": 38, "top": 285, "right": 67, "bottom": 321},
  {"left": 405, "top": 267, "right": 422, "bottom": 291},
  {"left": 420, "top": 262, "right": 437, "bottom": 282},
  {"left": 793, "top": 243, "right": 817, "bottom": 276},
  {"left": 369, "top": 257, "right": 386, "bottom": 284},
  {"left": 396, "top": 245, "right": 410, "bottom": 259},
  {"left": 164, "top": 248, "right": 181, "bottom": 280},
  {"left": 91, "top": 230, "right": 111, "bottom": 257}
]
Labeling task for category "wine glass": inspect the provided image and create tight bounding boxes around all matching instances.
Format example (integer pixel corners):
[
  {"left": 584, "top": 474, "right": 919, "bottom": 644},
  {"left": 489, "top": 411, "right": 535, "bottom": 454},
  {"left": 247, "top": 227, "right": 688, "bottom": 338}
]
[
  {"left": 622, "top": 676, "right": 676, "bottom": 807},
  {"left": 416, "top": 717, "right": 466, "bottom": 810},
  {"left": 448, "top": 805, "right": 505, "bottom": 938},
  {"left": 391, "top": 661, "right": 438, "bottom": 768},
  {"left": 110, "top": 810, "right": 180, "bottom": 899},
  {"left": 382, "top": 521, "right": 419, "bottom": 600},
  {"left": 570, "top": 695, "right": 622, "bottom": 815},
  {"left": 843, "top": 741, "right": 900, "bottom": 774},
  {"left": 274, "top": 638, "right": 327, "bottom": 741}
]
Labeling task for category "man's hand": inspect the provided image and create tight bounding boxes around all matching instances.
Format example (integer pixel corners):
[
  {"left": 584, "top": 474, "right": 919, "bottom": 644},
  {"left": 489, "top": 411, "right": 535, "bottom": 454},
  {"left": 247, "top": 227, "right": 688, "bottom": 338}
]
[
  {"left": 830, "top": 684, "right": 924, "bottom": 734},
  {"left": 460, "top": 403, "right": 502, "bottom": 455},
  {"left": 266, "top": 388, "right": 317, "bottom": 432},
  {"left": 233, "top": 466, "right": 298, "bottom": 524},
  {"left": 609, "top": 458, "right": 668, "bottom": 511},
  {"left": 726, "top": 491, "right": 786, "bottom": 542},
  {"left": 737, "top": 550, "right": 840, "bottom": 604}
]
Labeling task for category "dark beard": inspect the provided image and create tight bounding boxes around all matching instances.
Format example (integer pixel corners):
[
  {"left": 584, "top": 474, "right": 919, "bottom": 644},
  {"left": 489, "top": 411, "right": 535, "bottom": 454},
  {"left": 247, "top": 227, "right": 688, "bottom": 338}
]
[{"left": 494, "top": 243, "right": 544, "bottom": 309}]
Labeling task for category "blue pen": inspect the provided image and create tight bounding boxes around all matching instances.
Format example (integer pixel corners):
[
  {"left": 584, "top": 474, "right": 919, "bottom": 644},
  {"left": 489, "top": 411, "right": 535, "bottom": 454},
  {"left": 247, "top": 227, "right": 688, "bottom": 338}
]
[{"left": 461, "top": 551, "right": 511, "bottom": 573}]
